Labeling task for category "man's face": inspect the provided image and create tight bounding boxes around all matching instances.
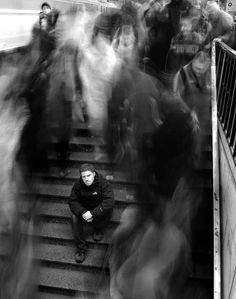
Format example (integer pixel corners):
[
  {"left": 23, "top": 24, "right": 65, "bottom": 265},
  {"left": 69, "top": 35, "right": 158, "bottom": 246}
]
[
  {"left": 180, "top": 19, "right": 192, "bottom": 37},
  {"left": 42, "top": 5, "right": 51, "bottom": 14},
  {"left": 206, "top": 2, "right": 219, "bottom": 21},
  {"left": 192, "top": 57, "right": 210, "bottom": 76},
  {"left": 81, "top": 171, "right": 95, "bottom": 186}
]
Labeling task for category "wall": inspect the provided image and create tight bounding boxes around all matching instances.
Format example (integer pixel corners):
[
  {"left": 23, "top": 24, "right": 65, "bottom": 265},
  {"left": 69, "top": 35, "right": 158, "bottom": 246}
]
[{"left": 219, "top": 124, "right": 236, "bottom": 299}]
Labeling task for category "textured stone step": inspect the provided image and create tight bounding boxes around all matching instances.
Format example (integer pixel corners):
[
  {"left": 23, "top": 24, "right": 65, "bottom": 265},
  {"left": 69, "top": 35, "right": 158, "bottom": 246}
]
[
  {"left": 38, "top": 221, "right": 113, "bottom": 245},
  {"left": 49, "top": 152, "right": 112, "bottom": 165},
  {"left": 37, "top": 168, "right": 137, "bottom": 185},
  {"left": 38, "top": 266, "right": 110, "bottom": 297},
  {"left": 37, "top": 293, "right": 75, "bottom": 299},
  {"left": 37, "top": 219, "right": 212, "bottom": 254},
  {"left": 32, "top": 183, "right": 136, "bottom": 204},
  {"left": 49, "top": 136, "right": 212, "bottom": 155},
  {"left": 34, "top": 167, "right": 212, "bottom": 190},
  {"left": 48, "top": 152, "right": 212, "bottom": 171},
  {"left": 37, "top": 293, "right": 74, "bottom": 299},
  {"left": 36, "top": 242, "right": 109, "bottom": 270},
  {"left": 37, "top": 241, "right": 211, "bottom": 277},
  {"left": 37, "top": 201, "right": 124, "bottom": 223}
]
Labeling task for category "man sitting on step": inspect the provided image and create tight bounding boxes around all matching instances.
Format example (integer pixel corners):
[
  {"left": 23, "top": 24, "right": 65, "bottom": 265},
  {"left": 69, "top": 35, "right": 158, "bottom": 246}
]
[{"left": 69, "top": 163, "right": 114, "bottom": 263}]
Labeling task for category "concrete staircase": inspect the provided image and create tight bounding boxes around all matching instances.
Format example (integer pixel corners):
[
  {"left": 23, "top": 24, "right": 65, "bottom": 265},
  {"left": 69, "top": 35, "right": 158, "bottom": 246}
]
[{"left": 32, "top": 121, "right": 213, "bottom": 299}]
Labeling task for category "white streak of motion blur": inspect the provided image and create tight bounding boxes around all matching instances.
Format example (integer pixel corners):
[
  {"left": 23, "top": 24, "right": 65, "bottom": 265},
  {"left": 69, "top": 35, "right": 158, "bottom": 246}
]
[{"left": 0, "top": 9, "right": 39, "bottom": 51}]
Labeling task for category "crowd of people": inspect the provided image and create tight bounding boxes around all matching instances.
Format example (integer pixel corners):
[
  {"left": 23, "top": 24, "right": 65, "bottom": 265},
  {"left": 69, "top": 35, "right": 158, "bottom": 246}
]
[{"left": 0, "top": 0, "right": 235, "bottom": 297}]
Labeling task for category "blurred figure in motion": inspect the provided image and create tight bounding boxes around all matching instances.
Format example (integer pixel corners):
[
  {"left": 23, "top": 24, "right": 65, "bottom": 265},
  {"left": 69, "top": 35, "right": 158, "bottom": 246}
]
[
  {"left": 140, "top": 0, "right": 172, "bottom": 74},
  {"left": 69, "top": 163, "right": 114, "bottom": 263},
  {"left": 80, "top": 13, "right": 121, "bottom": 160},
  {"left": 39, "top": 2, "right": 60, "bottom": 33},
  {"left": 39, "top": 2, "right": 60, "bottom": 61},
  {"left": 173, "top": 50, "right": 211, "bottom": 165},
  {"left": 109, "top": 89, "right": 202, "bottom": 298},
  {"left": 166, "top": 13, "right": 206, "bottom": 73},
  {"left": 17, "top": 59, "right": 50, "bottom": 175},
  {"left": 0, "top": 59, "right": 39, "bottom": 299},
  {"left": 47, "top": 38, "right": 81, "bottom": 177},
  {"left": 204, "top": 0, "right": 235, "bottom": 48}
]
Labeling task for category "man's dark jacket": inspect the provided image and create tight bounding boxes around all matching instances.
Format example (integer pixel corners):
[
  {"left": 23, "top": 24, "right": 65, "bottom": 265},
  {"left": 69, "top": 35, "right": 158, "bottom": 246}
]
[{"left": 69, "top": 172, "right": 114, "bottom": 218}]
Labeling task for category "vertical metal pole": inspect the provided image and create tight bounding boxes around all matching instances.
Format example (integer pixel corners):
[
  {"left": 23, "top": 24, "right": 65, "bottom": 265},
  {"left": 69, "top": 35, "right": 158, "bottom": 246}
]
[{"left": 211, "top": 39, "right": 221, "bottom": 299}]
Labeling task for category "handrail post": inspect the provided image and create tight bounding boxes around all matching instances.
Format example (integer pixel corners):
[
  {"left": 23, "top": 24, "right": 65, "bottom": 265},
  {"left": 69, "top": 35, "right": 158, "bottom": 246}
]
[{"left": 211, "top": 39, "right": 221, "bottom": 299}]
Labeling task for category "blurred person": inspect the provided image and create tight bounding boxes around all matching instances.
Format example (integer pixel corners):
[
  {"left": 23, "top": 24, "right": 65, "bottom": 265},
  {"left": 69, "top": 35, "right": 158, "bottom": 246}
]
[
  {"left": 47, "top": 39, "right": 81, "bottom": 177},
  {"left": 39, "top": 2, "right": 60, "bottom": 33},
  {"left": 166, "top": 0, "right": 193, "bottom": 38},
  {"left": 109, "top": 89, "right": 200, "bottom": 299},
  {"left": 173, "top": 50, "right": 211, "bottom": 164},
  {"left": 39, "top": 2, "right": 60, "bottom": 60},
  {"left": 69, "top": 163, "right": 114, "bottom": 263},
  {"left": 166, "top": 13, "right": 205, "bottom": 73},
  {"left": 0, "top": 62, "right": 39, "bottom": 299},
  {"left": 204, "top": 0, "right": 235, "bottom": 47},
  {"left": 79, "top": 13, "right": 122, "bottom": 160},
  {"left": 141, "top": 0, "right": 172, "bottom": 74}
]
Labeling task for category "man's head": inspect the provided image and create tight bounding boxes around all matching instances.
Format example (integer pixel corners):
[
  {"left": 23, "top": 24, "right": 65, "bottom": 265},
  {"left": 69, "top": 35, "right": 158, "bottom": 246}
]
[
  {"left": 180, "top": 16, "right": 193, "bottom": 37},
  {"left": 205, "top": 1, "right": 220, "bottom": 21},
  {"left": 80, "top": 164, "right": 96, "bottom": 186},
  {"left": 192, "top": 51, "right": 211, "bottom": 76},
  {"left": 41, "top": 2, "right": 51, "bottom": 14}
]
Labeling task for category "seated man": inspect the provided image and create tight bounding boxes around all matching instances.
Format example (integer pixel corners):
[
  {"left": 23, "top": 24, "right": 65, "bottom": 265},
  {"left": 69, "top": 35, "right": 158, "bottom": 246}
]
[{"left": 69, "top": 163, "right": 114, "bottom": 263}]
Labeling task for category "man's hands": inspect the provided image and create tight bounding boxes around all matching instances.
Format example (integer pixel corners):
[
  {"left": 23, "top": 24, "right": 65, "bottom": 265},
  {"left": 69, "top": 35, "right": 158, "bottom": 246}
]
[{"left": 82, "top": 211, "right": 93, "bottom": 222}]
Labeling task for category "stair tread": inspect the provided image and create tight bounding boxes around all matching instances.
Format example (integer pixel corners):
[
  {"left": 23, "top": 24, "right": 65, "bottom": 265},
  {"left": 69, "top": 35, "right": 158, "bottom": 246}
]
[
  {"left": 34, "top": 167, "right": 212, "bottom": 189},
  {"left": 37, "top": 168, "right": 136, "bottom": 184},
  {"left": 37, "top": 293, "right": 75, "bottom": 299},
  {"left": 49, "top": 152, "right": 212, "bottom": 169},
  {"left": 36, "top": 242, "right": 109, "bottom": 269},
  {"left": 51, "top": 136, "right": 104, "bottom": 146},
  {"left": 38, "top": 221, "right": 113, "bottom": 244},
  {"left": 50, "top": 136, "right": 212, "bottom": 152},
  {"left": 38, "top": 201, "right": 124, "bottom": 222},
  {"left": 33, "top": 182, "right": 136, "bottom": 203},
  {"left": 37, "top": 293, "right": 74, "bottom": 299},
  {"left": 38, "top": 266, "right": 110, "bottom": 295},
  {"left": 36, "top": 242, "right": 211, "bottom": 279}
]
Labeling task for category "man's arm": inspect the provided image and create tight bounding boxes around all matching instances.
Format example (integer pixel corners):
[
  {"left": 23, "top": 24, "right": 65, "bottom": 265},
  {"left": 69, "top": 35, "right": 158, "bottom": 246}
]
[
  {"left": 91, "top": 178, "right": 114, "bottom": 218},
  {"left": 69, "top": 181, "right": 87, "bottom": 216}
]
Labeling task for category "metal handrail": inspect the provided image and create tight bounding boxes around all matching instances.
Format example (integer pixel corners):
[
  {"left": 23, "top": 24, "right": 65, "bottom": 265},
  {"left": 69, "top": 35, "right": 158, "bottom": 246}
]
[
  {"left": 211, "top": 39, "right": 221, "bottom": 299},
  {"left": 215, "top": 40, "right": 236, "bottom": 160}
]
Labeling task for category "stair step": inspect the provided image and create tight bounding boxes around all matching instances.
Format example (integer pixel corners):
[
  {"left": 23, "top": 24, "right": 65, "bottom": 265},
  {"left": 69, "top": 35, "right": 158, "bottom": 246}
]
[
  {"left": 37, "top": 293, "right": 75, "bottom": 299},
  {"left": 34, "top": 167, "right": 212, "bottom": 190},
  {"left": 31, "top": 182, "right": 136, "bottom": 204},
  {"left": 38, "top": 221, "right": 113, "bottom": 245},
  {"left": 49, "top": 152, "right": 112, "bottom": 165},
  {"left": 49, "top": 136, "right": 212, "bottom": 154},
  {"left": 38, "top": 266, "right": 110, "bottom": 297},
  {"left": 48, "top": 152, "right": 212, "bottom": 171},
  {"left": 36, "top": 242, "right": 109, "bottom": 270},
  {"left": 36, "top": 168, "right": 137, "bottom": 185},
  {"left": 37, "top": 201, "right": 124, "bottom": 223}
]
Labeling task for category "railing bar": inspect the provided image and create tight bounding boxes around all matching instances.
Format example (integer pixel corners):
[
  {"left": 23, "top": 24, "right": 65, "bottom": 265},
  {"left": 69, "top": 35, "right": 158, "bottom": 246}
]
[
  {"left": 217, "top": 51, "right": 226, "bottom": 114},
  {"left": 225, "top": 65, "right": 236, "bottom": 136},
  {"left": 229, "top": 109, "right": 236, "bottom": 146},
  {"left": 221, "top": 56, "right": 231, "bottom": 125},
  {"left": 212, "top": 39, "right": 221, "bottom": 299},
  {"left": 216, "top": 48, "right": 223, "bottom": 79}
]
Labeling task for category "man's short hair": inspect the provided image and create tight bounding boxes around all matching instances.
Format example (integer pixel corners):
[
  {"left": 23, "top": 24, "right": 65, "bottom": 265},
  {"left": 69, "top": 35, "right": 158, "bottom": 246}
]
[{"left": 79, "top": 163, "right": 95, "bottom": 174}]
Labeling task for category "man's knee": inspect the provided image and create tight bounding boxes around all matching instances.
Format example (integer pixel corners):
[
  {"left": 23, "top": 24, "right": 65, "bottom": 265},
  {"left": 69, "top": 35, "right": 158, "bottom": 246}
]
[{"left": 71, "top": 214, "right": 81, "bottom": 225}]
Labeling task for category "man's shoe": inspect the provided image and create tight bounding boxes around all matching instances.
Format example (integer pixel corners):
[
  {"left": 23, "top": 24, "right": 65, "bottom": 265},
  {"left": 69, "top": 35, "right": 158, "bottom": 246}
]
[
  {"left": 75, "top": 251, "right": 86, "bottom": 263},
  {"left": 93, "top": 231, "right": 104, "bottom": 242}
]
